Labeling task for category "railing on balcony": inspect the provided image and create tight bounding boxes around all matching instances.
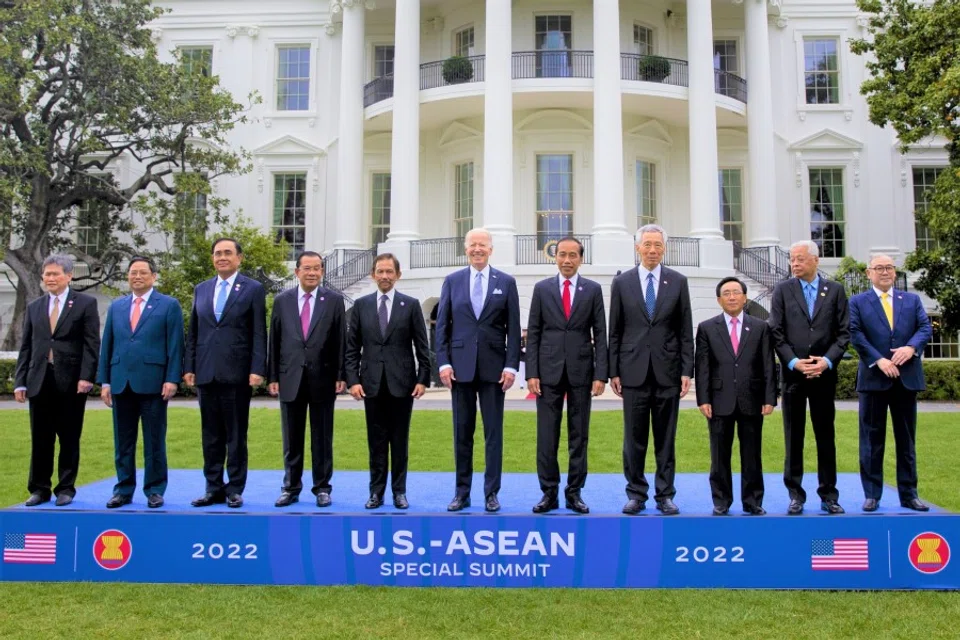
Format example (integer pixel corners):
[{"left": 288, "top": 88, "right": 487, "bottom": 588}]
[
  {"left": 734, "top": 243, "right": 787, "bottom": 290},
  {"left": 512, "top": 50, "right": 594, "bottom": 79},
  {"left": 648, "top": 236, "right": 699, "bottom": 267},
  {"left": 322, "top": 247, "right": 376, "bottom": 292},
  {"left": 516, "top": 234, "right": 593, "bottom": 265},
  {"left": 420, "top": 55, "right": 486, "bottom": 91},
  {"left": 620, "top": 54, "right": 688, "bottom": 89},
  {"left": 363, "top": 75, "right": 394, "bottom": 107},
  {"left": 410, "top": 237, "right": 469, "bottom": 269},
  {"left": 715, "top": 70, "right": 748, "bottom": 103}
]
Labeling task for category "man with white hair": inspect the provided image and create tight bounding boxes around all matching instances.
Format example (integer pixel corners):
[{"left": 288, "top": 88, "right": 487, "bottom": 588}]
[
  {"left": 609, "top": 224, "right": 694, "bottom": 516},
  {"left": 768, "top": 240, "right": 850, "bottom": 515},
  {"left": 435, "top": 228, "right": 521, "bottom": 512}
]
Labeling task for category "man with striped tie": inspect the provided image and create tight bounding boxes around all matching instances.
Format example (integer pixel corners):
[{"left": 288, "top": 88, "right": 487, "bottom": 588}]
[{"left": 849, "top": 254, "right": 932, "bottom": 512}]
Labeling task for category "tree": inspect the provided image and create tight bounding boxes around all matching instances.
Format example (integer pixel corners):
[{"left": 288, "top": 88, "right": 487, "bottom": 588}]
[
  {"left": 0, "top": 0, "right": 251, "bottom": 348},
  {"left": 851, "top": 0, "right": 960, "bottom": 332}
]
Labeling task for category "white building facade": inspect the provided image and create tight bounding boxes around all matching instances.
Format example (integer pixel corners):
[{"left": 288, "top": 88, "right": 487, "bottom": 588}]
[{"left": 128, "top": 0, "right": 954, "bottom": 354}]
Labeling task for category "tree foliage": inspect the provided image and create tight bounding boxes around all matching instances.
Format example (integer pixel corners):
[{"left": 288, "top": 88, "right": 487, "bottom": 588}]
[
  {"left": 0, "top": 0, "right": 252, "bottom": 347},
  {"left": 851, "top": 0, "right": 960, "bottom": 332}
]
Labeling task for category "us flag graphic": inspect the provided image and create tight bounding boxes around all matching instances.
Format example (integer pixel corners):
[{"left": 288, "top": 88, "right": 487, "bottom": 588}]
[
  {"left": 811, "top": 538, "right": 868, "bottom": 571},
  {"left": 3, "top": 533, "right": 57, "bottom": 564}
]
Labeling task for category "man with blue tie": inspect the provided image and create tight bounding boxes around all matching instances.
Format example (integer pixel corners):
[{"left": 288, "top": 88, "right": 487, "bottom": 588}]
[
  {"left": 768, "top": 240, "right": 850, "bottom": 515},
  {"left": 98, "top": 257, "right": 184, "bottom": 509},
  {"left": 184, "top": 238, "right": 267, "bottom": 509},
  {"left": 436, "top": 228, "right": 521, "bottom": 512},
  {"left": 849, "top": 255, "right": 932, "bottom": 512}
]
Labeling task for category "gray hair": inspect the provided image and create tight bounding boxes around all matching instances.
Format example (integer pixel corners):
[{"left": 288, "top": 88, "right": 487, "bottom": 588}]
[
  {"left": 464, "top": 227, "right": 493, "bottom": 248},
  {"left": 790, "top": 240, "right": 819, "bottom": 257},
  {"left": 635, "top": 223, "right": 668, "bottom": 245},
  {"left": 42, "top": 254, "right": 74, "bottom": 274}
]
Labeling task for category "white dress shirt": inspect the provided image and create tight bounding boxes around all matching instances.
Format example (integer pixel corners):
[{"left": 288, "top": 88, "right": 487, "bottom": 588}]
[
  {"left": 213, "top": 272, "right": 238, "bottom": 313},
  {"left": 723, "top": 311, "right": 745, "bottom": 343},
  {"left": 559, "top": 273, "right": 579, "bottom": 307},
  {"left": 638, "top": 264, "right": 662, "bottom": 298}
]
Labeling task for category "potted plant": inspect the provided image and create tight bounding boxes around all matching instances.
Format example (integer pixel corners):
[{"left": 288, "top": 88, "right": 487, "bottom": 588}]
[
  {"left": 638, "top": 55, "right": 672, "bottom": 83},
  {"left": 442, "top": 55, "right": 474, "bottom": 84}
]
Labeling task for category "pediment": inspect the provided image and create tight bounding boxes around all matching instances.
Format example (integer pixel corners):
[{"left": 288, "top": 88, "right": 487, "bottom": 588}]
[
  {"left": 788, "top": 128, "right": 863, "bottom": 151},
  {"left": 515, "top": 110, "right": 592, "bottom": 133},
  {"left": 625, "top": 119, "right": 673, "bottom": 145},
  {"left": 253, "top": 135, "right": 325, "bottom": 156},
  {"left": 439, "top": 121, "right": 482, "bottom": 147}
]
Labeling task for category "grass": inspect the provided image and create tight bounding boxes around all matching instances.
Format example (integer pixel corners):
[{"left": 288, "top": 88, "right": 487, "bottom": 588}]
[{"left": 1, "top": 406, "right": 959, "bottom": 639}]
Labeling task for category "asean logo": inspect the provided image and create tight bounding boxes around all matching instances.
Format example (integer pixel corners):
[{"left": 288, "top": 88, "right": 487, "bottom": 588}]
[
  {"left": 908, "top": 532, "right": 950, "bottom": 574},
  {"left": 93, "top": 530, "right": 133, "bottom": 570}
]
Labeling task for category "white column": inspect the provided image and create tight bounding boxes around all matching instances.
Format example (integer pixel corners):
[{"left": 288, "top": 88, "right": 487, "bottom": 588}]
[
  {"left": 745, "top": 0, "right": 779, "bottom": 247},
  {"left": 334, "top": 1, "right": 366, "bottom": 249},
  {"left": 686, "top": 1, "right": 722, "bottom": 240},
  {"left": 483, "top": 0, "right": 516, "bottom": 263},
  {"left": 590, "top": 0, "right": 633, "bottom": 267}
]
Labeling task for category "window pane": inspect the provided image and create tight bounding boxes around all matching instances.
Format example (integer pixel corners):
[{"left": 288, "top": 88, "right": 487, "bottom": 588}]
[
  {"left": 718, "top": 169, "right": 743, "bottom": 242},
  {"left": 180, "top": 46, "right": 213, "bottom": 77},
  {"left": 375, "top": 45, "right": 395, "bottom": 78},
  {"left": 809, "top": 167, "right": 845, "bottom": 258},
  {"left": 273, "top": 173, "right": 307, "bottom": 259},
  {"left": 636, "top": 160, "right": 657, "bottom": 227},
  {"left": 634, "top": 25, "right": 654, "bottom": 56},
  {"left": 455, "top": 27, "right": 475, "bottom": 58},
  {"left": 454, "top": 162, "right": 474, "bottom": 238},
  {"left": 913, "top": 167, "right": 944, "bottom": 251},
  {"left": 536, "top": 154, "right": 573, "bottom": 242},
  {"left": 803, "top": 38, "right": 840, "bottom": 105},
  {"left": 371, "top": 172, "right": 392, "bottom": 246},
  {"left": 277, "top": 46, "right": 310, "bottom": 111}
]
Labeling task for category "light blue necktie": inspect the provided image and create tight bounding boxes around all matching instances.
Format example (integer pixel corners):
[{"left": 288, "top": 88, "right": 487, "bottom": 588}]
[
  {"left": 804, "top": 283, "right": 816, "bottom": 319},
  {"left": 645, "top": 273, "right": 656, "bottom": 318},
  {"left": 215, "top": 280, "right": 229, "bottom": 322},
  {"left": 471, "top": 272, "right": 484, "bottom": 319}
]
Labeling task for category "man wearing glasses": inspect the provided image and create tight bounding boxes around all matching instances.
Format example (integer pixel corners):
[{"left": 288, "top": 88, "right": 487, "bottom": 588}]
[{"left": 848, "top": 255, "right": 932, "bottom": 512}]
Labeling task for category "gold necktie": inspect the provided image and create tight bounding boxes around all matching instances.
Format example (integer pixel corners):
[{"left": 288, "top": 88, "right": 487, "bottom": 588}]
[
  {"left": 881, "top": 292, "right": 894, "bottom": 330},
  {"left": 48, "top": 296, "right": 60, "bottom": 362}
]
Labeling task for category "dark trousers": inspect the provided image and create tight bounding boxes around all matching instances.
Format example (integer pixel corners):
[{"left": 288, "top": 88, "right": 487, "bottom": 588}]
[
  {"left": 198, "top": 382, "right": 252, "bottom": 495},
  {"left": 280, "top": 377, "right": 335, "bottom": 496},
  {"left": 622, "top": 368, "right": 680, "bottom": 503},
  {"left": 451, "top": 379, "right": 505, "bottom": 498},
  {"left": 782, "top": 374, "right": 839, "bottom": 502},
  {"left": 708, "top": 409, "right": 764, "bottom": 509},
  {"left": 112, "top": 390, "right": 168, "bottom": 497},
  {"left": 536, "top": 369, "right": 592, "bottom": 498},
  {"left": 859, "top": 381, "right": 919, "bottom": 502},
  {"left": 363, "top": 373, "right": 414, "bottom": 497},
  {"left": 27, "top": 364, "right": 87, "bottom": 498}
]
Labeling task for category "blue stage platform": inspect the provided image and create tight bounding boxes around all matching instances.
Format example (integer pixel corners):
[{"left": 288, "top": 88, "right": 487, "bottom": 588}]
[{"left": 1, "top": 471, "right": 956, "bottom": 589}]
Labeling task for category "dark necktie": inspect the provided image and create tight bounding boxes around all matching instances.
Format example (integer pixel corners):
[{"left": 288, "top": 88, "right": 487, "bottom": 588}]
[
  {"left": 562, "top": 279, "right": 572, "bottom": 319},
  {"left": 379, "top": 294, "right": 389, "bottom": 336},
  {"left": 645, "top": 273, "right": 656, "bottom": 318}
]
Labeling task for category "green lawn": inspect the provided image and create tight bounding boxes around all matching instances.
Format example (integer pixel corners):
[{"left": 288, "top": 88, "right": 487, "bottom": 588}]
[{"left": 1, "top": 407, "right": 959, "bottom": 639}]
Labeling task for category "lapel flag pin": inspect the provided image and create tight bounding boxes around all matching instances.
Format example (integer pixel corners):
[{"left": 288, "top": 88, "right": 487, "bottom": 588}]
[
  {"left": 898, "top": 295, "right": 903, "bottom": 300},
  {"left": 745, "top": 326, "right": 751, "bottom": 332},
  {"left": 234, "top": 284, "right": 240, "bottom": 291},
  {"left": 820, "top": 292, "right": 826, "bottom": 297},
  {"left": 320, "top": 297, "right": 325, "bottom": 301},
  {"left": 400, "top": 301, "right": 405, "bottom": 306}
]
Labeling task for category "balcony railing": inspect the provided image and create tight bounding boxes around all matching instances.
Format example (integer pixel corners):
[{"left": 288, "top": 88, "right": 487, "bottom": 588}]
[
  {"left": 420, "top": 55, "right": 486, "bottom": 90},
  {"left": 657, "top": 237, "right": 701, "bottom": 268},
  {"left": 620, "top": 54, "right": 688, "bottom": 89},
  {"left": 516, "top": 234, "right": 593, "bottom": 265},
  {"left": 363, "top": 75, "right": 394, "bottom": 107},
  {"left": 715, "top": 69, "right": 748, "bottom": 103},
  {"left": 511, "top": 50, "right": 594, "bottom": 79},
  {"left": 410, "top": 237, "right": 469, "bottom": 269}
]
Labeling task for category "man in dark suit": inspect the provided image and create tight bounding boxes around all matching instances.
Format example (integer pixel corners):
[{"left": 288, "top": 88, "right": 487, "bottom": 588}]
[
  {"left": 344, "top": 253, "right": 430, "bottom": 509},
  {"left": 695, "top": 277, "right": 777, "bottom": 516},
  {"left": 184, "top": 238, "right": 267, "bottom": 509},
  {"left": 436, "top": 227, "right": 521, "bottom": 512},
  {"left": 849, "top": 254, "right": 932, "bottom": 512},
  {"left": 267, "top": 251, "right": 346, "bottom": 508},
  {"left": 768, "top": 240, "right": 850, "bottom": 515},
  {"left": 98, "top": 256, "right": 184, "bottom": 509},
  {"left": 14, "top": 254, "right": 100, "bottom": 507},
  {"left": 609, "top": 224, "right": 693, "bottom": 516},
  {"left": 525, "top": 237, "right": 607, "bottom": 514}
]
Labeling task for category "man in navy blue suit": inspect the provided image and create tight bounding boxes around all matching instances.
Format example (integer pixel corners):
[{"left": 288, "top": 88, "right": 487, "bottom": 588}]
[
  {"left": 98, "top": 256, "right": 184, "bottom": 509},
  {"left": 849, "top": 254, "right": 932, "bottom": 512},
  {"left": 436, "top": 228, "right": 521, "bottom": 512},
  {"left": 184, "top": 238, "right": 268, "bottom": 508}
]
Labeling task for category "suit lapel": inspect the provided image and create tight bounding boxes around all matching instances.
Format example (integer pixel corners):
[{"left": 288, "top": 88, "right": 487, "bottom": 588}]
[
  {"left": 217, "top": 275, "right": 243, "bottom": 323},
  {"left": 714, "top": 315, "right": 736, "bottom": 359},
  {"left": 866, "top": 292, "right": 889, "bottom": 333},
  {"left": 737, "top": 315, "right": 756, "bottom": 360},
  {"left": 651, "top": 271, "right": 672, "bottom": 323},
  {"left": 306, "top": 287, "right": 328, "bottom": 340},
  {"left": 549, "top": 275, "right": 566, "bottom": 322},
  {"left": 892, "top": 289, "right": 905, "bottom": 333},
  {"left": 810, "top": 281, "right": 830, "bottom": 323},
  {"left": 131, "top": 294, "right": 160, "bottom": 337},
  {"left": 382, "top": 292, "right": 402, "bottom": 341},
  {"left": 791, "top": 279, "right": 809, "bottom": 322},
  {"left": 566, "top": 277, "right": 587, "bottom": 324},
  {"left": 478, "top": 269, "right": 498, "bottom": 320},
  {"left": 52, "top": 290, "right": 76, "bottom": 336},
  {"left": 623, "top": 268, "right": 650, "bottom": 323}
]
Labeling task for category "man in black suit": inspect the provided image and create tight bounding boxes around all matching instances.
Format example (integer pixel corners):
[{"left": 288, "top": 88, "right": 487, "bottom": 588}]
[
  {"left": 436, "top": 228, "right": 522, "bottom": 513},
  {"left": 768, "top": 240, "right": 850, "bottom": 515},
  {"left": 525, "top": 237, "right": 607, "bottom": 514},
  {"left": 14, "top": 254, "right": 100, "bottom": 507},
  {"left": 609, "top": 224, "right": 694, "bottom": 516},
  {"left": 267, "top": 251, "right": 346, "bottom": 508},
  {"left": 184, "top": 238, "right": 268, "bottom": 509},
  {"left": 695, "top": 277, "right": 777, "bottom": 516},
  {"left": 344, "top": 253, "right": 430, "bottom": 509}
]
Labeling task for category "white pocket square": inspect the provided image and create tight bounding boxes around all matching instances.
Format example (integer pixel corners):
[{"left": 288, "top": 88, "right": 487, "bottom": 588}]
[{"left": 493, "top": 288, "right": 503, "bottom": 295}]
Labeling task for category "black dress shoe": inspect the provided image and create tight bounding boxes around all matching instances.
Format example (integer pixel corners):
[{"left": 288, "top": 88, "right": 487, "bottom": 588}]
[
  {"left": 316, "top": 492, "right": 332, "bottom": 508},
  {"left": 901, "top": 498, "right": 930, "bottom": 512},
  {"left": 485, "top": 494, "right": 501, "bottom": 513},
  {"left": 55, "top": 494, "right": 73, "bottom": 507},
  {"left": 393, "top": 494, "right": 409, "bottom": 509},
  {"left": 532, "top": 494, "right": 559, "bottom": 514},
  {"left": 226, "top": 493, "right": 243, "bottom": 508},
  {"left": 365, "top": 494, "right": 384, "bottom": 509},
  {"left": 622, "top": 499, "right": 645, "bottom": 515},
  {"left": 821, "top": 500, "right": 845, "bottom": 514},
  {"left": 712, "top": 506, "right": 729, "bottom": 516},
  {"left": 656, "top": 498, "right": 680, "bottom": 515},
  {"left": 743, "top": 504, "right": 766, "bottom": 516},
  {"left": 275, "top": 491, "right": 299, "bottom": 507},
  {"left": 24, "top": 493, "right": 49, "bottom": 507},
  {"left": 787, "top": 499, "right": 804, "bottom": 515},
  {"left": 147, "top": 494, "right": 164, "bottom": 509},
  {"left": 565, "top": 495, "right": 590, "bottom": 515},
  {"left": 106, "top": 495, "right": 132, "bottom": 509},
  {"left": 447, "top": 495, "right": 470, "bottom": 511},
  {"left": 191, "top": 493, "right": 226, "bottom": 507},
  {"left": 862, "top": 498, "right": 879, "bottom": 512}
]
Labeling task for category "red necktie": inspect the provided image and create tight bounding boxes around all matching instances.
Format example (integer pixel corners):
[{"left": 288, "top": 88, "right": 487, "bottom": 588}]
[
  {"left": 562, "top": 279, "right": 572, "bottom": 319},
  {"left": 730, "top": 317, "right": 739, "bottom": 355}
]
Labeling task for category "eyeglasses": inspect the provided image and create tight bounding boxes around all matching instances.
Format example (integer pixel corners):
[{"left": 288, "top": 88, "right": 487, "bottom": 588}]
[{"left": 869, "top": 265, "right": 896, "bottom": 273}]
